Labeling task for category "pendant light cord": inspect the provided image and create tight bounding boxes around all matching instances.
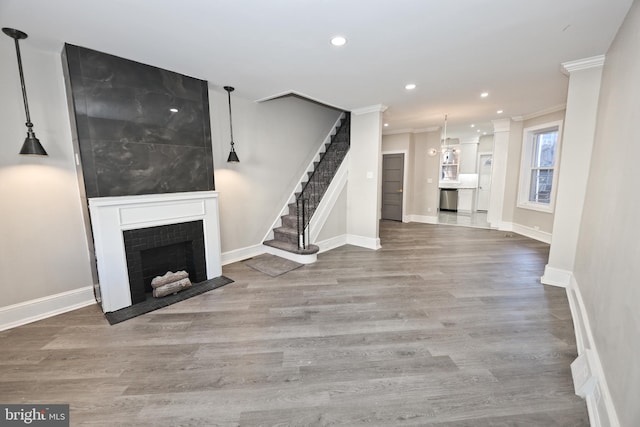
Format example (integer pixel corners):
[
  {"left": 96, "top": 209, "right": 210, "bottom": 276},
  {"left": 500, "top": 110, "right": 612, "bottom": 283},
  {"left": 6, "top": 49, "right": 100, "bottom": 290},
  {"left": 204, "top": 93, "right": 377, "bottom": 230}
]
[
  {"left": 226, "top": 89, "right": 234, "bottom": 147},
  {"left": 9, "top": 35, "right": 37, "bottom": 134},
  {"left": 13, "top": 37, "right": 33, "bottom": 129}
]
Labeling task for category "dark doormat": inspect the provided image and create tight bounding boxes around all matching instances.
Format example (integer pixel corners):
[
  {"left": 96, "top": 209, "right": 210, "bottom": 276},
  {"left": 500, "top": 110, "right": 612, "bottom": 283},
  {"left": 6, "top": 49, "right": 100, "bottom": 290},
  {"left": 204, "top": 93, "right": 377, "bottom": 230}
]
[
  {"left": 104, "top": 275, "right": 234, "bottom": 325},
  {"left": 244, "top": 253, "right": 303, "bottom": 277}
]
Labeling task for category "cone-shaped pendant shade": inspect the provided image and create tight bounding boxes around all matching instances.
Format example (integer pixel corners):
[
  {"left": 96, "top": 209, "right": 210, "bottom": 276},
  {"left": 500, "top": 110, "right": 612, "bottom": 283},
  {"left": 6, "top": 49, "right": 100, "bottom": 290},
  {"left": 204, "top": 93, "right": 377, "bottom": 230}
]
[
  {"left": 3, "top": 27, "right": 48, "bottom": 156},
  {"left": 20, "top": 131, "right": 48, "bottom": 155},
  {"left": 227, "top": 147, "right": 239, "bottom": 163}
]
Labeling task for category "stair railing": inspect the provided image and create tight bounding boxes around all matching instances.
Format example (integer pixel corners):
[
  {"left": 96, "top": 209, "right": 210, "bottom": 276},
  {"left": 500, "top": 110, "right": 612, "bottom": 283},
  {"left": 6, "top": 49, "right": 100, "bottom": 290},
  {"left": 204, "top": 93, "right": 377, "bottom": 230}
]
[{"left": 295, "top": 113, "right": 350, "bottom": 249}]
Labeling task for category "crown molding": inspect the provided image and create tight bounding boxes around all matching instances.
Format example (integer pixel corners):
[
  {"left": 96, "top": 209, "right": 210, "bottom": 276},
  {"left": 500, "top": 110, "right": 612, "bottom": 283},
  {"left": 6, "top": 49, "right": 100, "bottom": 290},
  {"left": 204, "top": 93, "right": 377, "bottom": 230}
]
[
  {"left": 414, "top": 126, "right": 440, "bottom": 133},
  {"left": 513, "top": 104, "right": 567, "bottom": 122},
  {"left": 492, "top": 118, "right": 511, "bottom": 132},
  {"left": 382, "top": 125, "right": 440, "bottom": 136},
  {"left": 383, "top": 128, "right": 414, "bottom": 136},
  {"left": 352, "top": 104, "right": 388, "bottom": 115},
  {"left": 561, "top": 55, "right": 606, "bottom": 76}
]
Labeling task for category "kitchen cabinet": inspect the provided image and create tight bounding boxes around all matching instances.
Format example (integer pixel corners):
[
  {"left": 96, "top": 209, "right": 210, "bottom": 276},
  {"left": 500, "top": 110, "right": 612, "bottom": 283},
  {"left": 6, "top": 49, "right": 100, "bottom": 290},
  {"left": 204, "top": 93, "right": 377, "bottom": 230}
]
[
  {"left": 441, "top": 147, "right": 459, "bottom": 181},
  {"left": 457, "top": 189, "right": 475, "bottom": 212}
]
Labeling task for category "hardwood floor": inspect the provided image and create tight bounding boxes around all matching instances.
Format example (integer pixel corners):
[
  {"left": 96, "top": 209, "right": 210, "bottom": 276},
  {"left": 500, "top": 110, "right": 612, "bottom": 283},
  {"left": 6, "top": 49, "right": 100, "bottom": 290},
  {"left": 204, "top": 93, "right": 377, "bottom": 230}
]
[{"left": 0, "top": 221, "right": 589, "bottom": 426}]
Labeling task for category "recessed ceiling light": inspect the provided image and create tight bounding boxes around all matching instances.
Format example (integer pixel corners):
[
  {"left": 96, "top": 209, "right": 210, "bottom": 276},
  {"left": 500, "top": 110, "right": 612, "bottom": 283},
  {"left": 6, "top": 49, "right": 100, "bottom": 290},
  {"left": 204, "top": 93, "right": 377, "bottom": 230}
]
[
  {"left": 497, "top": 110, "right": 504, "bottom": 114},
  {"left": 384, "top": 123, "right": 389, "bottom": 127},
  {"left": 405, "top": 83, "right": 416, "bottom": 90},
  {"left": 169, "top": 108, "right": 179, "bottom": 113},
  {"left": 470, "top": 124, "right": 475, "bottom": 128},
  {"left": 480, "top": 92, "right": 489, "bottom": 98},
  {"left": 477, "top": 129, "right": 481, "bottom": 133},
  {"left": 330, "top": 36, "right": 347, "bottom": 46}
]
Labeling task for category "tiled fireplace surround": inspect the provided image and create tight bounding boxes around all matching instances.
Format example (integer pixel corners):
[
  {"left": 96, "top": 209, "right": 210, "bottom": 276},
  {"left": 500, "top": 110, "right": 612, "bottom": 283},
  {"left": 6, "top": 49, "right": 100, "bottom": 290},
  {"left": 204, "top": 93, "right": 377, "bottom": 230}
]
[{"left": 89, "top": 191, "right": 222, "bottom": 312}]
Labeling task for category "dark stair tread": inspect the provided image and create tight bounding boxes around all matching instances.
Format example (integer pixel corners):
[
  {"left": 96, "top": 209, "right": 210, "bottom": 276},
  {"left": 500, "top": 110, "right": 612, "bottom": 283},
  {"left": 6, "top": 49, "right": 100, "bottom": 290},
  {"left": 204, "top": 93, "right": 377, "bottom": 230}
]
[
  {"left": 273, "top": 226, "right": 299, "bottom": 235},
  {"left": 264, "top": 239, "right": 319, "bottom": 255}
]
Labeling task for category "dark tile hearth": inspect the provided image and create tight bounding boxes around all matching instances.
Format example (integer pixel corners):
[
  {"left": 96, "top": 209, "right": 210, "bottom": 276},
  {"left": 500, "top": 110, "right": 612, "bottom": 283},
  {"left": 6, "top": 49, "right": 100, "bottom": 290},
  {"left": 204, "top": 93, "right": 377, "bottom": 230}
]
[{"left": 104, "top": 275, "right": 233, "bottom": 325}]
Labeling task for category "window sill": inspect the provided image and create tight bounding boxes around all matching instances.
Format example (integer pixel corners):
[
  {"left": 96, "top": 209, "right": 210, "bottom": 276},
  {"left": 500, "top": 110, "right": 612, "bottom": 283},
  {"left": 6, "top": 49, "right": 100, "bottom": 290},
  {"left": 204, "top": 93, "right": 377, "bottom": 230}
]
[{"left": 517, "top": 202, "right": 554, "bottom": 214}]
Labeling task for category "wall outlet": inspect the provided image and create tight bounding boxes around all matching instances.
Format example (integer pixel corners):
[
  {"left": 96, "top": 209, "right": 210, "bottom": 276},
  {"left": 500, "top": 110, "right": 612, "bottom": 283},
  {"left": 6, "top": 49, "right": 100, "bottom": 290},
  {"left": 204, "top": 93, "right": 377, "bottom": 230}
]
[
  {"left": 427, "top": 208, "right": 432, "bottom": 212},
  {"left": 427, "top": 178, "right": 433, "bottom": 184}
]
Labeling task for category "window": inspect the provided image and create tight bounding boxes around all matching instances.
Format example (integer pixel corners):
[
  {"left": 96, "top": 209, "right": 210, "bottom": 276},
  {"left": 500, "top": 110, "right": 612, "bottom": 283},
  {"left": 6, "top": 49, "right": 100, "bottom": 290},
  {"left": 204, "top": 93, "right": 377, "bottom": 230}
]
[{"left": 517, "top": 121, "right": 562, "bottom": 212}]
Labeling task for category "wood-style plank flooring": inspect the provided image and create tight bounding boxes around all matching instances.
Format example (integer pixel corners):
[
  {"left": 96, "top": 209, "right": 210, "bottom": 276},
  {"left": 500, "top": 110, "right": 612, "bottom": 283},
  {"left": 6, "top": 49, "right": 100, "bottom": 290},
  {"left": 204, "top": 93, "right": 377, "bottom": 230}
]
[{"left": 0, "top": 221, "right": 589, "bottom": 426}]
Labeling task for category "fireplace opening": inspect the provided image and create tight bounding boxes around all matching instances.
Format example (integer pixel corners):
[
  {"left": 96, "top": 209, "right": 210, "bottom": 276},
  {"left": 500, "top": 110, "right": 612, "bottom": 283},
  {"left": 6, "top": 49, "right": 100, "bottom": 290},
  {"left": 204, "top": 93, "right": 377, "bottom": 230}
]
[
  {"left": 123, "top": 220, "right": 206, "bottom": 305},
  {"left": 141, "top": 242, "right": 190, "bottom": 292}
]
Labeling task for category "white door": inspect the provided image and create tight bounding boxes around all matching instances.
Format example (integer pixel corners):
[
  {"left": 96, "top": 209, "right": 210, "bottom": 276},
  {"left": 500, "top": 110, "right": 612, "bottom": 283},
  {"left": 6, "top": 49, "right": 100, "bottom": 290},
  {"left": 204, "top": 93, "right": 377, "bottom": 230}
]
[{"left": 477, "top": 154, "right": 492, "bottom": 211}]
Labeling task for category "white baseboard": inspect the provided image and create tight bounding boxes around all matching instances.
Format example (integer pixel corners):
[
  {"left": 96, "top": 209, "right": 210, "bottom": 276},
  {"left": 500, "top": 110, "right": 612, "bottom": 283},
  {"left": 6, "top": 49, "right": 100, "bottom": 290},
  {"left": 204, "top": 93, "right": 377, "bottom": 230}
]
[
  {"left": 316, "top": 234, "right": 347, "bottom": 253},
  {"left": 221, "top": 244, "right": 264, "bottom": 265},
  {"left": 567, "top": 275, "right": 621, "bottom": 427},
  {"left": 407, "top": 215, "right": 439, "bottom": 224},
  {"left": 500, "top": 221, "right": 552, "bottom": 244},
  {"left": 263, "top": 244, "right": 317, "bottom": 264},
  {"left": 0, "top": 286, "right": 96, "bottom": 331},
  {"left": 541, "top": 264, "right": 572, "bottom": 288},
  {"left": 346, "top": 234, "right": 381, "bottom": 250}
]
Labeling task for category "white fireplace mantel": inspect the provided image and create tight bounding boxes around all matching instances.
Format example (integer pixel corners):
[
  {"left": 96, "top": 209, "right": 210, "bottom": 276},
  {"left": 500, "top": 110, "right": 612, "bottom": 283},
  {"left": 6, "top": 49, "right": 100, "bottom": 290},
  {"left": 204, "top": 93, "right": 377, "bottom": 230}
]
[{"left": 88, "top": 191, "right": 222, "bottom": 312}]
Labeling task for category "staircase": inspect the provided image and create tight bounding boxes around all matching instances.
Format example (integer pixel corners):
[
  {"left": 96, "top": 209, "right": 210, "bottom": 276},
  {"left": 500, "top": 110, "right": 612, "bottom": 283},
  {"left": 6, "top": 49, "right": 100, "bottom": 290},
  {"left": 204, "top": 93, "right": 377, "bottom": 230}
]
[{"left": 264, "top": 113, "right": 350, "bottom": 257}]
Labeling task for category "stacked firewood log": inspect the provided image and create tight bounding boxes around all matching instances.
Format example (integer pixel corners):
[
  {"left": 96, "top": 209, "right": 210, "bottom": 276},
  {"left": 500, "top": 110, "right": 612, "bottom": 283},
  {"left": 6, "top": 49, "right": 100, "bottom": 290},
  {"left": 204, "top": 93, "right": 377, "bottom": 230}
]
[{"left": 151, "top": 270, "right": 192, "bottom": 297}]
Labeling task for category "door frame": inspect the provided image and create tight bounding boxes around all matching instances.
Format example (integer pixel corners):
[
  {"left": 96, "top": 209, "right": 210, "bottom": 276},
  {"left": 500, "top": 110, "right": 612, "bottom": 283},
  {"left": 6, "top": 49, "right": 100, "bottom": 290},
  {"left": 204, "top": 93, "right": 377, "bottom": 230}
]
[
  {"left": 476, "top": 151, "right": 493, "bottom": 212},
  {"left": 381, "top": 150, "right": 408, "bottom": 222}
]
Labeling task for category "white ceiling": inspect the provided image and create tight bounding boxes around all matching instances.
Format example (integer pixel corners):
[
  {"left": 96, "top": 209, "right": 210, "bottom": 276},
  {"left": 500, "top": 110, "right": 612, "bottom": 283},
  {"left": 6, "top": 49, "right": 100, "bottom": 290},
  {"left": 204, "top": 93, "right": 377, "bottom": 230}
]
[{"left": 0, "top": 0, "right": 632, "bottom": 140}]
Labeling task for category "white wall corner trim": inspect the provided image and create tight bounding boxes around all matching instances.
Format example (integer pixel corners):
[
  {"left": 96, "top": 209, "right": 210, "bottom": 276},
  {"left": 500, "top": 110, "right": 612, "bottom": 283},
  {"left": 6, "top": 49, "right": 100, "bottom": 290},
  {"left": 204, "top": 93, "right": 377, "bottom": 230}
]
[
  {"left": 541, "top": 265, "right": 572, "bottom": 287},
  {"left": 316, "top": 234, "right": 348, "bottom": 253},
  {"left": 351, "top": 104, "right": 388, "bottom": 115},
  {"left": 346, "top": 234, "right": 381, "bottom": 250},
  {"left": 255, "top": 90, "right": 347, "bottom": 112},
  {"left": 567, "top": 275, "right": 621, "bottom": 427},
  {"left": 221, "top": 244, "right": 265, "bottom": 265},
  {"left": 0, "top": 286, "right": 96, "bottom": 331},
  {"left": 492, "top": 118, "right": 511, "bottom": 133},
  {"left": 561, "top": 55, "right": 606, "bottom": 75}
]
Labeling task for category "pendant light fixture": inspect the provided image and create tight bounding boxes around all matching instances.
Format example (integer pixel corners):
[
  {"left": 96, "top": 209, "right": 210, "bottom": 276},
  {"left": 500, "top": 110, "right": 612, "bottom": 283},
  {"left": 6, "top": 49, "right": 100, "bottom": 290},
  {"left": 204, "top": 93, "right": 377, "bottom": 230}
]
[
  {"left": 2, "top": 27, "right": 48, "bottom": 156},
  {"left": 441, "top": 114, "right": 448, "bottom": 149},
  {"left": 224, "top": 86, "right": 239, "bottom": 163}
]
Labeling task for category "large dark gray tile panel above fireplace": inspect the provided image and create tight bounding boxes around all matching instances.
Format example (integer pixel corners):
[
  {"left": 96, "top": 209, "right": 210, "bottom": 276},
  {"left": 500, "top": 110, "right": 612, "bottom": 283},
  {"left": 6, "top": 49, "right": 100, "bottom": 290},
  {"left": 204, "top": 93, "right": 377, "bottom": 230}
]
[{"left": 63, "top": 44, "right": 214, "bottom": 197}]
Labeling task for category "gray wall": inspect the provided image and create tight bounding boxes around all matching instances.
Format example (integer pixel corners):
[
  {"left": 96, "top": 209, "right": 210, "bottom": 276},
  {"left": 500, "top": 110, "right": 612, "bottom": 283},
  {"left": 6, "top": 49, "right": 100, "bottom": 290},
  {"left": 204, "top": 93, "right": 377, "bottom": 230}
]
[
  {"left": 574, "top": 2, "right": 640, "bottom": 424},
  {"left": 208, "top": 89, "right": 342, "bottom": 253},
  {"left": 0, "top": 42, "right": 341, "bottom": 311},
  {"left": 382, "top": 130, "right": 440, "bottom": 220},
  {"left": 502, "top": 110, "right": 565, "bottom": 234},
  {"left": 0, "top": 45, "right": 94, "bottom": 307},
  {"left": 316, "top": 186, "right": 348, "bottom": 242}
]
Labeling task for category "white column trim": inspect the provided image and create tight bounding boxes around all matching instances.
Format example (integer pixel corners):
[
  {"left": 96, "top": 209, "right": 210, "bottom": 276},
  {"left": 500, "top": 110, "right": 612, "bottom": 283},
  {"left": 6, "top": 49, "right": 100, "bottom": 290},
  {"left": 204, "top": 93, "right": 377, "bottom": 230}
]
[
  {"left": 562, "top": 55, "right": 606, "bottom": 75},
  {"left": 352, "top": 104, "right": 388, "bottom": 115},
  {"left": 487, "top": 119, "right": 510, "bottom": 228}
]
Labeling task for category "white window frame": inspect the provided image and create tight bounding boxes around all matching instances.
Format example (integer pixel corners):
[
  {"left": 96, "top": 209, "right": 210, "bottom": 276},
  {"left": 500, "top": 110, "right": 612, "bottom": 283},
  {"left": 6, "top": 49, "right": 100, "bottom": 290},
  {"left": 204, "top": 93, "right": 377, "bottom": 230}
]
[{"left": 517, "top": 120, "right": 563, "bottom": 213}]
